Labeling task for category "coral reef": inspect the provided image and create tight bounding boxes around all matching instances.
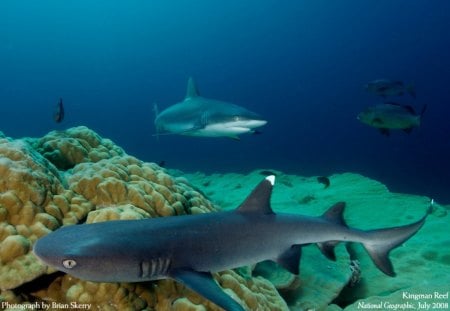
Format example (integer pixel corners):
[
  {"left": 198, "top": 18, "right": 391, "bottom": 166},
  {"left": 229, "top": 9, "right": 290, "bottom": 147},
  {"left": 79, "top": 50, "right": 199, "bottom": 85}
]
[
  {"left": 0, "top": 126, "right": 288, "bottom": 310},
  {"left": 30, "top": 126, "right": 125, "bottom": 170},
  {"left": 0, "top": 138, "right": 87, "bottom": 290},
  {"left": 1, "top": 126, "right": 446, "bottom": 310}
]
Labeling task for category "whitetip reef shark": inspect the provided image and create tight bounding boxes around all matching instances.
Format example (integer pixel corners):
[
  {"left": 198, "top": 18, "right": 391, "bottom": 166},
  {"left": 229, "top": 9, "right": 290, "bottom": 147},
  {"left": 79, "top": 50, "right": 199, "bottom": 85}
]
[
  {"left": 34, "top": 176, "right": 429, "bottom": 311},
  {"left": 153, "top": 77, "right": 267, "bottom": 139}
]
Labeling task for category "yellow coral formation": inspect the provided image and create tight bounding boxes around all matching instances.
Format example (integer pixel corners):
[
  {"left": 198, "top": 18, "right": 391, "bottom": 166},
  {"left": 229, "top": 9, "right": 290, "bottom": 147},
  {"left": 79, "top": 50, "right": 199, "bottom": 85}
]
[
  {"left": 68, "top": 155, "right": 215, "bottom": 217},
  {"left": 32, "top": 275, "right": 152, "bottom": 310},
  {"left": 86, "top": 204, "right": 150, "bottom": 223},
  {"left": 31, "top": 126, "right": 124, "bottom": 170},
  {"left": 0, "top": 140, "right": 68, "bottom": 290},
  {"left": 1, "top": 126, "right": 287, "bottom": 310},
  {"left": 217, "top": 270, "right": 289, "bottom": 311}
]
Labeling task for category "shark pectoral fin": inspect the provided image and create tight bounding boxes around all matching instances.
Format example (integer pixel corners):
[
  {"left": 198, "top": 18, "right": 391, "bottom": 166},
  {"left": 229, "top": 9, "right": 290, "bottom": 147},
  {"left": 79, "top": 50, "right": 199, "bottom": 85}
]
[
  {"left": 170, "top": 269, "right": 245, "bottom": 311},
  {"left": 276, "top": 245, "right": 301, "bottom": 275}
]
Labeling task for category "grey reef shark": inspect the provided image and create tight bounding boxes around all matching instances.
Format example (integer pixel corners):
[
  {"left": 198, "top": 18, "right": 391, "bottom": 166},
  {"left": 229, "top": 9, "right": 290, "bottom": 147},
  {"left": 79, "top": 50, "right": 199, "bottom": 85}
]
[
  {"left": 34, "top": 176, "right": 429, "bottom": 311},
  {"left": 154, "top": 77, "right": 267, "bottom": 139}
]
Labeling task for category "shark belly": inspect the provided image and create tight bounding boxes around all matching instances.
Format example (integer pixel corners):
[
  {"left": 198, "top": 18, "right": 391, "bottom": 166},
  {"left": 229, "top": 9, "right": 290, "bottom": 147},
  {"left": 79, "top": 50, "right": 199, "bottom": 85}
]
[{"left": 186, "top": 125, "right": 253, "bottom": 137}]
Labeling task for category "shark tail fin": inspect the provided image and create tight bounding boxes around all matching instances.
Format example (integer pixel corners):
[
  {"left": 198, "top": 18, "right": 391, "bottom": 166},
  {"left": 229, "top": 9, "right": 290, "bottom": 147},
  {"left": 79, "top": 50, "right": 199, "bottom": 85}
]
[
  {"left": 317, "top": 202, "right": 347, "bottom": 261},
  {"left": 361, "top": 207, "right": 430, "bottom": 276}
]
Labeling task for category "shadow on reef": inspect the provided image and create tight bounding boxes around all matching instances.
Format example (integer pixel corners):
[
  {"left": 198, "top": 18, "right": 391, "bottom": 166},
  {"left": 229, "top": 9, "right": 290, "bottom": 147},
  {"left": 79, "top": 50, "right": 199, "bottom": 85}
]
[{"left": 12, "top": 272, "right": 65, "bottom": 302}]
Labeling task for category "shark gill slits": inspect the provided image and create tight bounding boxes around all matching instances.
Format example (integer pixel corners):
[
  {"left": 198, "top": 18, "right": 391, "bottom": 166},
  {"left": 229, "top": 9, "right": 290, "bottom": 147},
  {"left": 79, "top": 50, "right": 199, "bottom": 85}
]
[
  {"left": 62, "top": 259, "right": 77, "bottom": 269},
  {"left": 140, "top": 261, "right": 150, "bottom": 278},
  {"left": 140, "top": 258, "right": 171, "bottom": 278},
  {"left": 200, "top": 112, "right": 209, "bottom": 127}
]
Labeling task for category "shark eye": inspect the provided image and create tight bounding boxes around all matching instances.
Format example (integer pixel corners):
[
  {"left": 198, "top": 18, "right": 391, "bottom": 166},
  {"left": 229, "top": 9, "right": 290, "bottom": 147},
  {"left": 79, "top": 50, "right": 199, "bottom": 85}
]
[{"left": 62, "top": 259, "right": 77, "bottom": 269}]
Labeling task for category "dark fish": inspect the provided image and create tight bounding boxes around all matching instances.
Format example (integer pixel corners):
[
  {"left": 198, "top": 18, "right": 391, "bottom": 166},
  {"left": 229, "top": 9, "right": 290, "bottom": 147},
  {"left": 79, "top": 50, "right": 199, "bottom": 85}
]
[
  {"left": 157, "top": 160, "right": 166, "bottom": 168},
  {"left": 317, "top": 176, "right": 330, "bottom": 188},
  {"left": 357, "top": 102, "right": 427, "bottom": 136},
  {"left": 365, "top": 79, "right": 415, "bottom": 98},
  {"left": 54, "top": 98, "right": 64, "bottom": 123}
]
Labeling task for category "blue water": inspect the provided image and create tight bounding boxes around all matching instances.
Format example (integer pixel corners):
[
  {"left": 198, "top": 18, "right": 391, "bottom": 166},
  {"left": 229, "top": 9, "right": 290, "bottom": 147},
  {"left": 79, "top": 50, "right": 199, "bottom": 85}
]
[{"left": 1, "top": 1, "right": 449, "bottom": 203}]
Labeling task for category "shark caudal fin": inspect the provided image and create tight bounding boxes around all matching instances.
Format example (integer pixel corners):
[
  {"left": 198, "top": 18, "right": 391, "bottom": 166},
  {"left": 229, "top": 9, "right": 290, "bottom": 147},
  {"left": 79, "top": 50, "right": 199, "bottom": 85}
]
[{"left": 361, "top": 207, "right": 430, "bottom": 276}]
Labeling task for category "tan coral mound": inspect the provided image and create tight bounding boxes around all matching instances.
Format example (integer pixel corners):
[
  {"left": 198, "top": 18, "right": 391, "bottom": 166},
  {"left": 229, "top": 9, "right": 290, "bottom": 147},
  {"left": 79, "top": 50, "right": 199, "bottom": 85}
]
[
  {"left": 31, "top": 126, "right": 125, "bottom": 170},
  {"left": 68, "top": 155, "right": 214, "bottom": 217},
  {"left": 0, "top": 139, "right": 89, "bottom": 290},
  {"left": 0, "top": 126, "right": 287, "bottom": 311}
]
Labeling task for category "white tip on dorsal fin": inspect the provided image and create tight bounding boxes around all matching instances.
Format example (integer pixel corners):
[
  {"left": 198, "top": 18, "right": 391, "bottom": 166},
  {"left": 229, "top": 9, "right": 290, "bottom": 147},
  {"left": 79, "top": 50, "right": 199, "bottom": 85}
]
[
  {"left": 185, "top": 77, "right": 199, "bottom": 99},
  {"left": 265, "top": 175, "right": 275, "bottom": 186},
  {"left": 236, "top": 176, "right": 275, "bottom": 214}
]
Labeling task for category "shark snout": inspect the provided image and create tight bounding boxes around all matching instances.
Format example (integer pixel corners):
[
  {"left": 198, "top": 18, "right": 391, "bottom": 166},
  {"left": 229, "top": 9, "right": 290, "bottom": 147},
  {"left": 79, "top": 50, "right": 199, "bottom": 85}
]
[
  {"left": 226, "top": 117, "right": 267, "bottom": 129},
  {"left": 244, "top": 119, "right": 267, "bottom": 129}
]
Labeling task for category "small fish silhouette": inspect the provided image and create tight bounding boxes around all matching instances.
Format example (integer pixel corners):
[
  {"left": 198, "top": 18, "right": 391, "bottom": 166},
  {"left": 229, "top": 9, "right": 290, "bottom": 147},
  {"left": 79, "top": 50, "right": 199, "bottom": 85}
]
[
  {"left": 54, "top": 98, "right": 64, "bottom": 123},
  {"left": 317, "top": 176, "right": 330, "bottom": 188}
]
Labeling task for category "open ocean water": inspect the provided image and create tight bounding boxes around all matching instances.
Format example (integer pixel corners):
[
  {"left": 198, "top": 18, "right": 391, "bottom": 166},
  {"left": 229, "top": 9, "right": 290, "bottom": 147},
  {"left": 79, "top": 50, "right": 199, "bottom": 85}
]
[{"left": 1, "top": 0, "right": 450, "bottom": 203}]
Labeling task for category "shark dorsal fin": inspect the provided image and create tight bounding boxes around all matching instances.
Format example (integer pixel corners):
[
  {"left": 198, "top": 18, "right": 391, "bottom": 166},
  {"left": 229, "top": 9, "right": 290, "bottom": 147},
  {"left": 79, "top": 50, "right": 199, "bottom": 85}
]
[
  {"left": 185, "top": 77, "right": 200, "bottom": 99},
  {"left": 236, "top": 176, "right": 275, "bottom": 214}
]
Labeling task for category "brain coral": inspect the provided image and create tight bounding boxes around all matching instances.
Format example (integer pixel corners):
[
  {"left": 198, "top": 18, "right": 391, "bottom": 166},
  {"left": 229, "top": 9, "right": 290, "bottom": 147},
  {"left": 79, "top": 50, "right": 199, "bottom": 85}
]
[
  {"left": 0, "top": 126, "right": 287, "bottom": 311},
  {"left": 68, "top": 155, "right": 215, "bottom": 217},
  {"left": 30, "top": 126, "right": 125, "bottom": 170},
  {"left": 0, "top": 138, "right": 94, "bottom": 290}
]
